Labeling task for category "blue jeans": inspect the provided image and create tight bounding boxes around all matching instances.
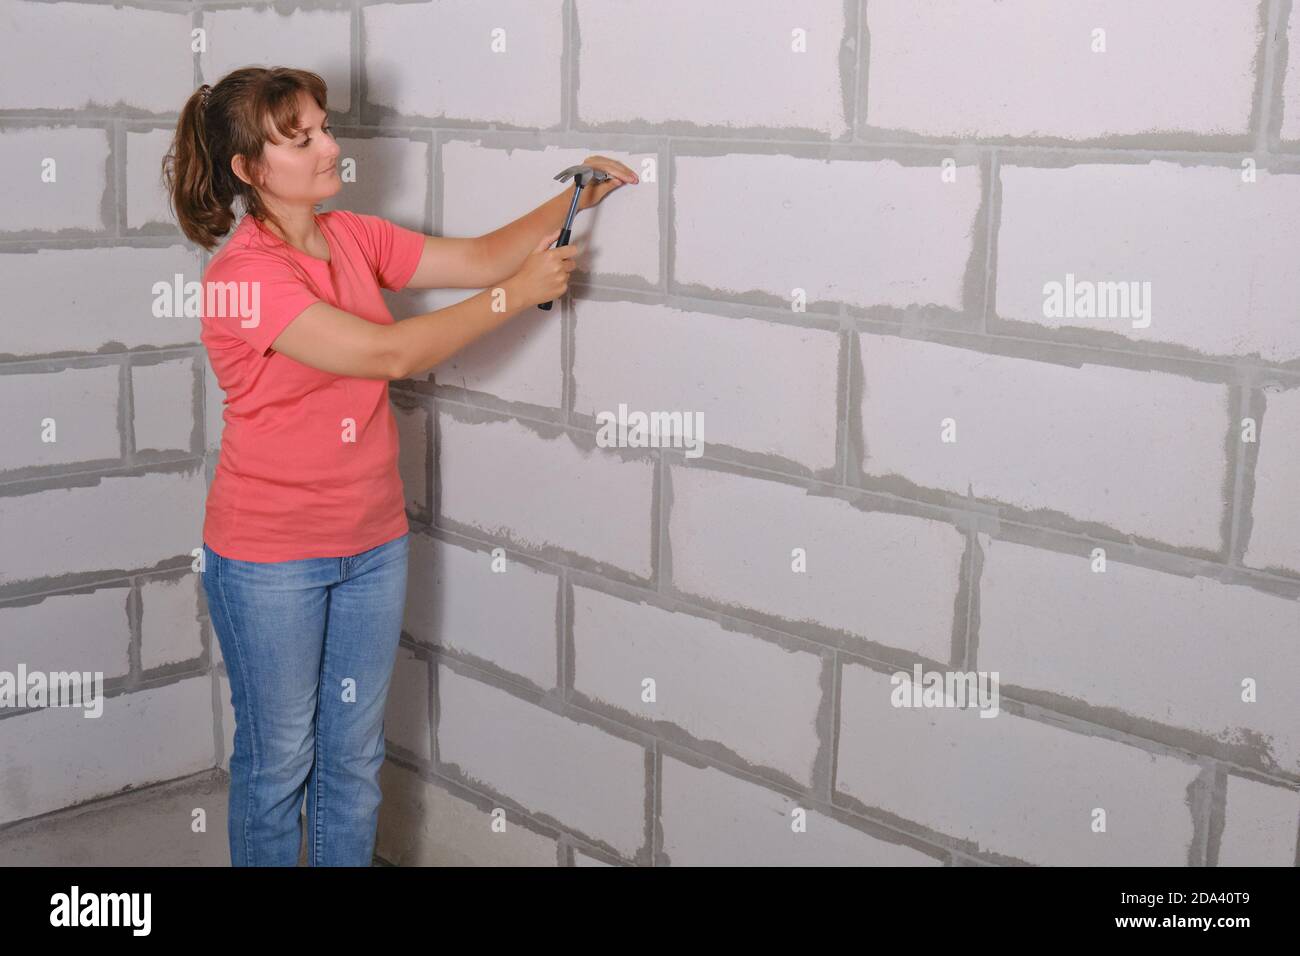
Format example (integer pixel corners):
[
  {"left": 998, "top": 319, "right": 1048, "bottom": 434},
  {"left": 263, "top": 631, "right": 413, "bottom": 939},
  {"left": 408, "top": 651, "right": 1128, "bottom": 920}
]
[{"left": 201, "top": 532, "right": 409, "bottom": 866}]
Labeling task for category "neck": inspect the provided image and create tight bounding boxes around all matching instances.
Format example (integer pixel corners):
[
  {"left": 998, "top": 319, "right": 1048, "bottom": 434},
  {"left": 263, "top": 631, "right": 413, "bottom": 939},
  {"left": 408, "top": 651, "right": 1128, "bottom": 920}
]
[{"left": 259, "top": 206, "right": 318, "bottom": 249}]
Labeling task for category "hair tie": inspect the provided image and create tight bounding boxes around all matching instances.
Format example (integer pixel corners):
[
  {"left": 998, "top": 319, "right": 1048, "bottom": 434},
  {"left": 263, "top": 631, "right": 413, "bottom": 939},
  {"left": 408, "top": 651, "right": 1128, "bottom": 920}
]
[{"left": 199, "top": 84, "right": 212, "bottom": 109}]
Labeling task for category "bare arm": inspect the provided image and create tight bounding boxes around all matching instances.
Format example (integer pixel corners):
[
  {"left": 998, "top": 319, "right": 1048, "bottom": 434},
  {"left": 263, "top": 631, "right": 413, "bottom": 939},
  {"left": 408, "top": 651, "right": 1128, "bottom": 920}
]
[
  {"left": 470, "top": 156, "right": 638, "bottom": 284},
  {"left": 386, "top": 278, "right": 531, "bottom": 380},
  {"left": 403, "top": 234, "right": 502, "bottom": 290},
  {"left": 270, "top": 231, "right": 577, "bottom": 381},
  {"left": 267, "top": 280, "right": 528, "bottom": 382},
  {"left": 471, "top": 188, "right": 578, "bottom": 288}
]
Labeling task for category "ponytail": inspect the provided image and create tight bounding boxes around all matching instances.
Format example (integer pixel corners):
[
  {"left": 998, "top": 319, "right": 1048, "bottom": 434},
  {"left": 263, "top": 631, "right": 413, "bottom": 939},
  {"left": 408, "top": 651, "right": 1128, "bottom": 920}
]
[{"left": 162, "top": 67, "right": 329, "bottom": 251}]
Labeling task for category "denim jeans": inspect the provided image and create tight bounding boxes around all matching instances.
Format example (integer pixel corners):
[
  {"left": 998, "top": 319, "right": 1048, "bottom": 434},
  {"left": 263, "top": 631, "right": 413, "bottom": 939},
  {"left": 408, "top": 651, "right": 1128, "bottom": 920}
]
[{"left": 201, "top": 532, "right": 409, "bottom": 866}]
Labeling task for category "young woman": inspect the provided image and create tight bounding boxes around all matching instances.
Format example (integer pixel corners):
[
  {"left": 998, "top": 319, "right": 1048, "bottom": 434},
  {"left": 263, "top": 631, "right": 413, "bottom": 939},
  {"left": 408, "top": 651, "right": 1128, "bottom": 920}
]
[{"left": 162, "top": 66, "right": 636, "bottom": 866}]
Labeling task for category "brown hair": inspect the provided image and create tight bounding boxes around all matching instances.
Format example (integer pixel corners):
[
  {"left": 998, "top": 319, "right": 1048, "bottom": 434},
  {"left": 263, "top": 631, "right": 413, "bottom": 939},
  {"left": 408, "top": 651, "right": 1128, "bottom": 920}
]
[{"left": 162, "top": 66, "right": 329, "bottom": 251}]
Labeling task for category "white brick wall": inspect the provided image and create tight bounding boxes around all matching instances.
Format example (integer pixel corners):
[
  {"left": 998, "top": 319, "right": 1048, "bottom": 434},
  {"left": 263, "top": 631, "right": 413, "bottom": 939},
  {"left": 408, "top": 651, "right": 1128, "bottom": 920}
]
[
  {"left": 0, "top": 1, "right": 192, "bottom": 112},
  {"left": 139, "top": 572, "right": 203, "bottom": 670},
  {"left": 3, "top": 0, "right": 1295, "bottom": 867},
  {"left": 200, "top": 6, "right": 352, "bottom": 114},
  {"left": 438, "top": 410, "right": 656, "bottom": 579},
  {"left": 572, "top": 586, "right": 825, "bottom": 787},
  {"left": 864, "top": 0, "right": 1258, "bottom": 139},
  {"left": 400, "top": 286, "right": 562, "bottom": 408},
  {"left": 669, "top": 464, "right": 965, "bottom": 662},
  {"left": 324, "top": 135, "right": 429, "bottom": 227},
  {"left": 439, "top": 140, "right": 660, "bottom": 289},
  {"left": 660, "top": 756, "right": 941, "bottom": 866},
  {"left": 384, "top": 647, "right": 431, "bottom": 761},
  {"left": 674, "top": 153, "right": 982, "bottom": 310},
  {"left": 132, "top": 358, "right": 195, "bottom": 453},
  {"left": 435, "top": 664, "right": 647, "bottom": 859},
  {"left": 1245, "top": 387, "right": 1300, "bottom": 574},
  {"left": 393, "top": 398, "right": 429, "bottom": 514},
  {"left": 124, "top": 127, "right": 176, "bottom": 231},
  {"left": 0, "top": 586, "right": 130, "bottom": 679},
  {"left": 202, "top": 359, "right": 224, "bottom": 453},
  {"left": 363, "top": 0, "right": 563, "bottom": 126},
  {"left": 404, "top": 533, "right": 557, "bottom": 690},
  {"left": 836, "top": 663, "right": 1201, "bottom": 865},
  {"left": 0, "top": 676, "right": 214, "bottom": 827},
  {"left": 995, "top": 162, "right": 1300, "bottom": 361},
  {"left": 0, "top": 469, "right": 205, "bottom": 585},
  {"left": 1281, "top": 2, "right": 1300, "bottom": 143},
  {"left": 0, "top": 366, "right": 120, "bottom": 471},
  {"left": 978, "top": 535, "right": 1300, "bottom": 774},
  {"left": 0, "top": 246, "right": 200, "bottom": 356},
  {"left": 859, "top": 332, "right": 1231, "bottom": 551},
  {"left": 0, "top": 126, "right": 109, "bottom": 231},
  {"left": 573, "top": 300, "right": 841, "bottom": 471},
  {"left": 376, "top": 761, "right": 558, "bottom": 866},
  {"left": 576, "top": 0, "right": 850, "bottom": 137},
  {"left": 1218, "top": 775, "right": 1300, "bottom": 866}
]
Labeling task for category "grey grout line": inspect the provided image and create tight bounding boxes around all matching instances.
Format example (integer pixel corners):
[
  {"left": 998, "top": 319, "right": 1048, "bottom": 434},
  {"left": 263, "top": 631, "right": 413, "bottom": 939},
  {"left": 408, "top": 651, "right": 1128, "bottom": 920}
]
[
  {"left": 13, "top": 109, "right": 1299, "bottom": 163},
  {"left": 391, "top": 654, "right": 1287, "bottom": 868},
  {"left": 827, "top": 649, "right": 841, "bottom": 803},
  {"left": 1226, "top": 379, "right": 1253, "bottom": 565},
  {"left": 649, "top": 740, "right": 660, "bottom": 867},
  {"left": 1255, "top": 0, "right": 1284, "bottom": 153},
  {"left": 556, "top": 566, "right": 569, "bottom": 701},
  {"left": 7, "top": 386, "right": 1300, "bottom": 606},
  {"left": 421, "top": 394, "right": 1300, "bottom": 594},
  {"left": 6, "top": 1, "right": 1300, "bottom": 866},
  {"left": 653, "top": 451, "right": 667, "bottom": 594},
  {"left": 395, "top": 693, "right": 960, "bottom": 866},
  {"left": 980, "top": 149, "right": 999, "bottom": 335},
  {"left": 835, "top": 329, "right": 851, "bottom": 487},
  {"left": 399, "top": 522, "right": 1300, "bottom": 794},
  {"left": 851, "top": 0, "right": 864, "bottom": 144},
  {"left": 1203, "top": 767, "right": 1228, "bottom": 867},
  {"left": 961, "top": 525, "right": 979, "bottom": 672}
]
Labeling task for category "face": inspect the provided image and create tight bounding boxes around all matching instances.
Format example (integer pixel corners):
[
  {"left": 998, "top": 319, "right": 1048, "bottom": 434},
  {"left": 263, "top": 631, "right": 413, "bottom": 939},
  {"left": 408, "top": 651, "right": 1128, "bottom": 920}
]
[{"left": 236, "top": 90, "right": 341, "bottom": 209}]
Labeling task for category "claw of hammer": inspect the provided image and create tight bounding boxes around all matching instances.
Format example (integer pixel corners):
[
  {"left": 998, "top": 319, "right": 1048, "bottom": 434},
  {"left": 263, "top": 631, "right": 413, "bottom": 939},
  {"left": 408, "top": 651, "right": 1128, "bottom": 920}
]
[
  {"left": 538, "top": 165, "right": 610, "bottom": 311},
  {"left": 553, "top": 163, "right": 612, "bottom": 188}
]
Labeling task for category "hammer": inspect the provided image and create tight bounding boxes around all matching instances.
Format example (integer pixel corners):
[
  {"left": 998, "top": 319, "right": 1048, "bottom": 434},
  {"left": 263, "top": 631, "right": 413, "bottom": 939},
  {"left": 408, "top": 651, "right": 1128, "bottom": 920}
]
[{"left": 539, "top": 164, "right": 610, "bottom": 311}]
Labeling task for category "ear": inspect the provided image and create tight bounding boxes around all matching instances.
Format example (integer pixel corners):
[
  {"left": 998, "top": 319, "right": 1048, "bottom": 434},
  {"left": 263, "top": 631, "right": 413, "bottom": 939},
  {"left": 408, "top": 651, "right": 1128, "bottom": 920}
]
[{"left": 231, "top": 154, "right": 263, "bottom": 189}]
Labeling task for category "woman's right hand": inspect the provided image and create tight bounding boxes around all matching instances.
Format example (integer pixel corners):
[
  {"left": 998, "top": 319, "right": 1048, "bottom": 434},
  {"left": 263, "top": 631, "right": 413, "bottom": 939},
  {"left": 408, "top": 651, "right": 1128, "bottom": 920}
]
[{"left": 507, "top": 229, "right": 580, "bottom": 309}]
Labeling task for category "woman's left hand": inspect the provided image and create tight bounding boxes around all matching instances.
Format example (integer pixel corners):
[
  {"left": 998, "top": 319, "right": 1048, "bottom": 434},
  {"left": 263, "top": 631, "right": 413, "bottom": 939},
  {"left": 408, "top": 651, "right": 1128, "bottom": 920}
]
[{"left": 577, "top": 155, "right": 639, "bottom": 210}]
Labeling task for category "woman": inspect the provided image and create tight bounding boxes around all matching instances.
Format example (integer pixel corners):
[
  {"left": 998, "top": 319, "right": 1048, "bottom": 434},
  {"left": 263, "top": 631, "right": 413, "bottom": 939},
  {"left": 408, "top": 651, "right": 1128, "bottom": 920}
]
[{"left": 161, "top": 66, "right": 636, "bottom": 866}]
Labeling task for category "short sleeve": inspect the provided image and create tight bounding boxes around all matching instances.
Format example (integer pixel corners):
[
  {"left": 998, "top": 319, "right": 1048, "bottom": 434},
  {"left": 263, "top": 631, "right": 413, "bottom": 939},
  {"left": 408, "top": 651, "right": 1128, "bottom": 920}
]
[
  {"left": 202, "top": 251, "right": 322, "bottom": 356},
  {"left": 344, "top": 210, "right": 426, "bottom": 291}
]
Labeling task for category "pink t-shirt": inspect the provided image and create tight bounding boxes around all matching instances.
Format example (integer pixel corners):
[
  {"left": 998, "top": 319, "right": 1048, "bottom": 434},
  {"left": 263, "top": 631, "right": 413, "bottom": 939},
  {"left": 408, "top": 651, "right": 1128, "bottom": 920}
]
[{"left": 200, "top": 208, "right": 425, "bottom": 562}]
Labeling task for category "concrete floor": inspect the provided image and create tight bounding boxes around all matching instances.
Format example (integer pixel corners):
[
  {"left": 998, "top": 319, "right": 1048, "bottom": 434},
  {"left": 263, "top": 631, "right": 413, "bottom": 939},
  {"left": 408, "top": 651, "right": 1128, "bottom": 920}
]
[{"left": 0, "top": 770, "right": 384, "bottom": 866}]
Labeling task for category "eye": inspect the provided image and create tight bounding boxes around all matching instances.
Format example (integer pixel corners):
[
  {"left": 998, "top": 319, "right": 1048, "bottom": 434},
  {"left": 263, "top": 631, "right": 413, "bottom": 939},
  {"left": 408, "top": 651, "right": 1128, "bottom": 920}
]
[{"left": 298, "top": 126, "right": 332, "bottom": 148}]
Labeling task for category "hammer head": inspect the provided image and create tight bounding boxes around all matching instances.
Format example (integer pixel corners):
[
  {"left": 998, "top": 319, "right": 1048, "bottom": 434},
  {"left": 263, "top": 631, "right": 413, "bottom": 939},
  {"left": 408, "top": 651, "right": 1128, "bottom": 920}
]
[{"left": 553, "top": 164, "right": 611, "bottom": 188}]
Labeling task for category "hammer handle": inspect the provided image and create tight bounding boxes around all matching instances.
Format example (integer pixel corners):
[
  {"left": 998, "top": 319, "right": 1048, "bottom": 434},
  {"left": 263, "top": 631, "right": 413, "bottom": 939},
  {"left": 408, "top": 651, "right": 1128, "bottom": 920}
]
[{"left": 538, "top": 225, "right": 573, "bottom": 311}]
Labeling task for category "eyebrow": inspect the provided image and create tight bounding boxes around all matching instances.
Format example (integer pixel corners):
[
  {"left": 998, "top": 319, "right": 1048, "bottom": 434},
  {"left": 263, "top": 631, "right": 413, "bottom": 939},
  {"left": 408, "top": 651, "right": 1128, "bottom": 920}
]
[{"left": 293, "top": 116, "right": 330, "bottom": 136}]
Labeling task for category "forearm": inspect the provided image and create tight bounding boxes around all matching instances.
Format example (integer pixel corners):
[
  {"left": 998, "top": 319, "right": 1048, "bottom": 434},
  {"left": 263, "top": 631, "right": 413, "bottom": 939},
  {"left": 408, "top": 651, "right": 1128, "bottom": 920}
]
[
  {"left": 477, "top": 187, "right": 576, "bottom": 283},
  {"left": 386, "top": 278, "right": 529, "bottom": 380}
]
